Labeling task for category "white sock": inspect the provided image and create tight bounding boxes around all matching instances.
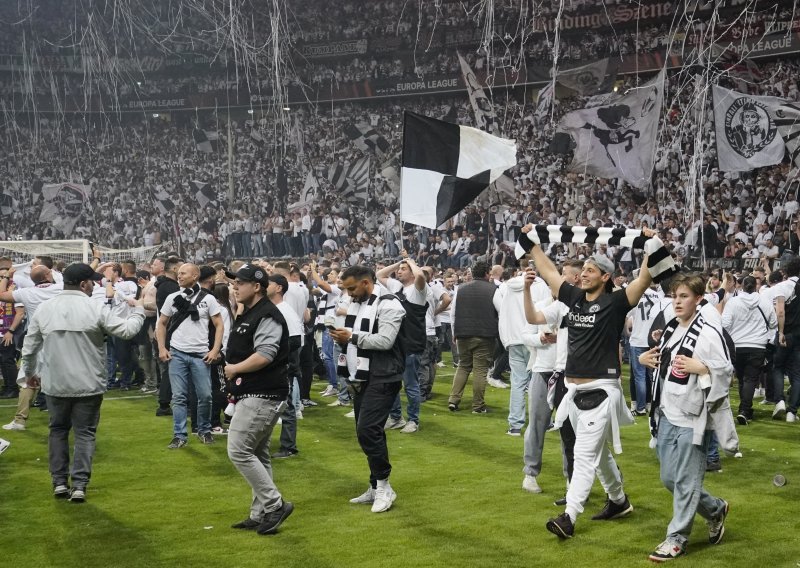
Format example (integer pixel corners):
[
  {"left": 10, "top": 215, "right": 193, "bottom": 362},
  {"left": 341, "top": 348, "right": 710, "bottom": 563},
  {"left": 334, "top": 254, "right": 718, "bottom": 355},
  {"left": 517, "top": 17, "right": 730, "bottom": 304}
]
[{"left": 565, "top": 506, "right": 578, "bottom": 523}]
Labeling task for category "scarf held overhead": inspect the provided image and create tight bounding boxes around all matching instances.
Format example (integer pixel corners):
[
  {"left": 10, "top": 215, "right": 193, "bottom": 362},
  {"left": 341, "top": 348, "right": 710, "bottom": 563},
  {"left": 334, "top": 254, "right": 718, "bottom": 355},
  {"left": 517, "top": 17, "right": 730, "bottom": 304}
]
[{"left": 515, "top": 225, "right": 678, "bottom": 283}]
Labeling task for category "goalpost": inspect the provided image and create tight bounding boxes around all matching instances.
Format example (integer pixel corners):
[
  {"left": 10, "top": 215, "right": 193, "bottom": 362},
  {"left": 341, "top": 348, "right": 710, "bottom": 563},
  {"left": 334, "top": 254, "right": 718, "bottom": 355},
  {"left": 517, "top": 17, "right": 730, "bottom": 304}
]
[{"left": 0, "top": 239, "right": 163, "bottom": 267}]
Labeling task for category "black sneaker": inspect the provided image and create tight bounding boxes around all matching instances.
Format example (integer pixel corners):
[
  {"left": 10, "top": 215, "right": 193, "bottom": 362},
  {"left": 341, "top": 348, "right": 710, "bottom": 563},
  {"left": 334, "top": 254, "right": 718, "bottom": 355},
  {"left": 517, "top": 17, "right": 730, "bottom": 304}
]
[
  {"left": 472, "top": 407, "right": 489, "bottom": 414},
  {"left": 167, "top": 437, "right": 187, "bottom": 449},
  {"left": 53, "top": 484, "right": 70, "bottom": 499},
  {"left": 545, "top": 512, "right": 574, "bottom": 539},
  {"left": 155, "top": 407, "right": 173, "bottom": 417},
  {"left": 706, "top": 459, "right": 722, "bottom": 472},
  {"left": 448, "top": 403, "right": 459, "bottom": 412},
  {"left": 257, "top": 501, "right": 294, "bottom": 535},
  {"left": 591, "top": 494, "right": 633, "bottom": 520},
  {"left": 708, "top": 500, "right": 729, "bottom": 544},
  {"left": 554, "top": 496, "right": 567, "bottom": 506},
  {"left": 274, "top": 449, "right": 298, "bottom": 459},
  {"left": 199, "top": 432, "right": 214, "bottom": 445},
  {"left": 736, "top": 414, "right": 748, "bottom": 426},
  {"left": 231, "top": 518, "right": 260, "bottom": 530}
]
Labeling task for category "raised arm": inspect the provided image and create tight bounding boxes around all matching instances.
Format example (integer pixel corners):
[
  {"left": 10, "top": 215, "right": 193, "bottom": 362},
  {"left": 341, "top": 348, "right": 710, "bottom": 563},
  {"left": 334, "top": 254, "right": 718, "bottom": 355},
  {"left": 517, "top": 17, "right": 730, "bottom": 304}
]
[
  {"left": 522, "top": 267, "right": 548, "bottom": 324},
  {"left": 521, "top": 225, "right": 561, "bottom": 298}
]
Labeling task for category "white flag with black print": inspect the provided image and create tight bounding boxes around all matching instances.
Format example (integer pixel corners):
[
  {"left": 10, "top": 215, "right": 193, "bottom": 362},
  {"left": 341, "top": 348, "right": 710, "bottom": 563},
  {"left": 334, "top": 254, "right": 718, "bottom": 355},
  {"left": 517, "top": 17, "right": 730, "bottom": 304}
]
[
  {"left": 713, "top": 85, "right": 785, "bottom": 172},
  {"left": 769, "top": 101, "right": 800, "bottom": 167},
  {"left": 191, "top": 180, "right": 217, "bottom": 208},
  {"left": 288, "top": 171, "right": 319, "bottom": 213},
  {"left": 557, "top": 59, "right": 612, "bottom": 95},
  {"left": 400, "top": 111, "right": 517, "bottom": 229},
  {"left": 552, "top": 70, "right": 665, "bottom": 188},
  {"left": 458, "top": 52, "right": 500, "bottom": 135},
  {"left": 38, "top": 182, "right": 91, "bottom": 234}
]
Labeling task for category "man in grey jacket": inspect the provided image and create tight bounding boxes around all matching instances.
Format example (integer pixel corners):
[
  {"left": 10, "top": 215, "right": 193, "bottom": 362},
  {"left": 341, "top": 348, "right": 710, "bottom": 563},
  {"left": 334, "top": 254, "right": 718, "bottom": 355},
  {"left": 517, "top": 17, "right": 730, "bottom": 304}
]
[{"left": 21, "top": 263, "right": 145, "bottom": 503}]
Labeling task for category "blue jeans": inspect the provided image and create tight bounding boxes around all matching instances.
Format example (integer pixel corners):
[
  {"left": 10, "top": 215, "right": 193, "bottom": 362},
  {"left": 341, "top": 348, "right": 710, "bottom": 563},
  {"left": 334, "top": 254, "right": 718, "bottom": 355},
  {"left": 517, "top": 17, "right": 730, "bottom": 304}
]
[
  {"left": 629, "top": 345, "right": 651, "bottom": 412},
  {"left": 391, "top": 353, "right": 420, "bottom": 424},
  {"left": 657, "top": 417, "right": 726, "bottom": 546},
  {"left": 507, "top": 344, "right": 531, "bottom": 430},
  {"left": 169, "top": 349, "right": 212, "bottom": 438},
  {"left": 321, "top": 330, "right": 338, "bottom": 388}
]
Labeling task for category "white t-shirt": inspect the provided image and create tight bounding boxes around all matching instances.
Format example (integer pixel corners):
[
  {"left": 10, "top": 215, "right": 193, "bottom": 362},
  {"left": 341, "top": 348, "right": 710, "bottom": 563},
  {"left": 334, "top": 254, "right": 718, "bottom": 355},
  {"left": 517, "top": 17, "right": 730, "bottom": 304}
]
[
  {"left": 385, "top": 277, "right": 426, "bottom": 306},
  {"left": 161, "top": 288, "right": 221, "bottom": 354},
  {"left": 276, "top": 301, "right": 303, "bottom": 338},
  {"left": 285, "top": 281, "right": 309, "bottom": 346},
  {"left": 628, "top": 288, "right": 664, "bottom": 348},
  {"left": 13, "top": 282, "right": 64, "bottom": 320},
  {"left": 771, "top": 276, "right": 798, "bottom": 305}
]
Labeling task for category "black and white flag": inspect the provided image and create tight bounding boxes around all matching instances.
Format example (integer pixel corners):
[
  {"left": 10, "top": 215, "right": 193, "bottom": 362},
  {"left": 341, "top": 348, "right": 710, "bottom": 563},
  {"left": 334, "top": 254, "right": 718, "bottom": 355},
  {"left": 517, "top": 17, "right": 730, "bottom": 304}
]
[
  {"left": 153, "top": 185, "right": 176, "bottom": 216},
  {"left": 191, "top": 180, "right": 217, "bottom": 208},
  {"left": 515, "top": 225, "right": 678, "bottom": 283},
  {"left": 193, "top": 129, "right": 219, "bottom": 153},
  {"left": 0, "top": 191, "right": 17, "bottom": 216},
  {"left": 713, "top": 85, "right": 784, "bottom": 172},
  {"left": 38, "top": 182, "right": 91, "bottom": 234},
  {"left": 769, "top": 101, "right": 800, "bottom": 168},
  {"left": 343, "top": 123, "right": 390, "bottom": 156},
  {"left": 329, "top": 157, "right": 370, "bottom": 206},
  {"left": 458, "top": 53, "right": 500, "bottom": 135},
  {"left": 400, "top": 111, "right": 517, "bottom": 229},
  {"left": 552, "top": 70, "right": 665, "bottom": 188}
]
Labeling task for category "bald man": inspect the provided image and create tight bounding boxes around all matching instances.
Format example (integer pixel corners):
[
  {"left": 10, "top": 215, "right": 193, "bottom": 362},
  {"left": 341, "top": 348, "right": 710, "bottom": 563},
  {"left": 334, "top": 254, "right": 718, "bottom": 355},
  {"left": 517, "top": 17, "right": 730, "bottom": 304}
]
[
  {"left": 0, "top": 263, "right": 63, "bottom": 430},
  {"left": 156, "top": 263, "right": 224, "bottom": 448}
]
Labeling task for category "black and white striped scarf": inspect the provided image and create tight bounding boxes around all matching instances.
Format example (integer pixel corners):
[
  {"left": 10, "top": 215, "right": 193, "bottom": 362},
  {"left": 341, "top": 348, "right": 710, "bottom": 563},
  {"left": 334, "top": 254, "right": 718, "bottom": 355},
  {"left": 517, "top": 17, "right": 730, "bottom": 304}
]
[
  {"left": 336, "top": 294, "right": 380, "bottom": 382},
  {"left": 515, "top": 225, "right": 678, "bottom": 283}
]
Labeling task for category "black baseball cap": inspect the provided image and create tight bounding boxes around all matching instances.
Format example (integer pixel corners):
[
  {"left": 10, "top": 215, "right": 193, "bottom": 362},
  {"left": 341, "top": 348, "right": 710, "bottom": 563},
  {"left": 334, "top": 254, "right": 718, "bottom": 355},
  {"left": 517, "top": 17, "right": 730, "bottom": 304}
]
[
  {"left": 225, "top": 263, "right": 269, "bottom": 286},
  {"left": 198, "top": 265, "right": 217, "bottom": 282},
  {"left": 63, "top": 263, "right": 104, "bottom": 285},
  {"left": 268, "top": 274, "right": 289, "bottom": 296}
]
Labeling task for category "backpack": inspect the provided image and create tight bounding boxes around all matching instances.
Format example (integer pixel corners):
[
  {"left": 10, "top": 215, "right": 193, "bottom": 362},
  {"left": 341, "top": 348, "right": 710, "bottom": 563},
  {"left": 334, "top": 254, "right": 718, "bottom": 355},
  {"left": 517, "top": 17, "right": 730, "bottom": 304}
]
[{"left": 378, "top": 291, "right": 427, "bottom": 356}]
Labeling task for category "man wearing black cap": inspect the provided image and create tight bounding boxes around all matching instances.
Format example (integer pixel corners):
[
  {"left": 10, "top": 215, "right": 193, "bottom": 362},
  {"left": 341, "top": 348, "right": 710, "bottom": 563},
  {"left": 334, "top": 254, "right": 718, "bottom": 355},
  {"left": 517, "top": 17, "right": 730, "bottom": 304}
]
[
  {"left": 224, "top": 263, "right": 293, "bottom": 535},
  {"left": 20, "top": 263, "right": 145, "bottom": 502},
  {"left": 522, "top": 225, "right": 657, "bottom": 539}
]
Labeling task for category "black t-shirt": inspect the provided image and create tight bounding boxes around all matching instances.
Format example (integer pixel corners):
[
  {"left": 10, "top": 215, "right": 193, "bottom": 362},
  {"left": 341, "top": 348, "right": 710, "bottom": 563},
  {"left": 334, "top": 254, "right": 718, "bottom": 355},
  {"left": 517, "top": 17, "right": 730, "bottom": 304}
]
[
  {"left": 558, "top": 281, "right": 632, "bottom": 379},
  {"left": 155, "top": 276, "right": 180, "bottom": 312}
]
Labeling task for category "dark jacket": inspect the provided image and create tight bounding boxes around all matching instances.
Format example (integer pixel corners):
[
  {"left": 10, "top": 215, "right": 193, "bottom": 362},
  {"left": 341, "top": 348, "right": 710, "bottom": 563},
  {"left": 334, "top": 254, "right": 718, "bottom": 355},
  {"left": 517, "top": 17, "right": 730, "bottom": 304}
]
[{"left": 453, "top": 279, "right": 499, "bottom": 339}]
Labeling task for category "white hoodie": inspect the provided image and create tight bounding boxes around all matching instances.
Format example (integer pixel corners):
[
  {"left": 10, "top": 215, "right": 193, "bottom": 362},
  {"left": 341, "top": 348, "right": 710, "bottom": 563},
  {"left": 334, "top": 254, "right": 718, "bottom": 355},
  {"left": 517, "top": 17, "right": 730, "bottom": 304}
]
[
  {"left": 498, "top": 275, "right": 550, "bottom": 348},
  {"left": 721, "top": 291, "right": 777, "bottom": 349}
]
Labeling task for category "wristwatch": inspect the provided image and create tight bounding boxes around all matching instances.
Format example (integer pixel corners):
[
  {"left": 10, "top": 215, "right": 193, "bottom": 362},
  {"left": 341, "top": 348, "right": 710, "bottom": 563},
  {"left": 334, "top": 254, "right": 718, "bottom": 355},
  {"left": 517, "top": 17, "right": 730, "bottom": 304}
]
[{"left": 350, "top": 333, "right": 359, "bottom": 346}]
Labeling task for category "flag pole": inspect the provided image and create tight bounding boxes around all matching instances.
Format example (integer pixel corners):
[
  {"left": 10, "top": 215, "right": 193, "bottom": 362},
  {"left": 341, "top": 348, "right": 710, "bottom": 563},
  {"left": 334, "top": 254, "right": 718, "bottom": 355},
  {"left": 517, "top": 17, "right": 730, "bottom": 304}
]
[{"left": 227, "top": 113, "right": 234, "bottom": 204}]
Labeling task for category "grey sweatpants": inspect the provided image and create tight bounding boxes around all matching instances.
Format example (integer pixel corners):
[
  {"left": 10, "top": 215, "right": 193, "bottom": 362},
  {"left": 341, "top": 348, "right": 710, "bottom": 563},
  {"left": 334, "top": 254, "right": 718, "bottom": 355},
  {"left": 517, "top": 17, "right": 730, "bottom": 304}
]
[{"left": 522, "top": 371, "right": 552, "bottom": 477}]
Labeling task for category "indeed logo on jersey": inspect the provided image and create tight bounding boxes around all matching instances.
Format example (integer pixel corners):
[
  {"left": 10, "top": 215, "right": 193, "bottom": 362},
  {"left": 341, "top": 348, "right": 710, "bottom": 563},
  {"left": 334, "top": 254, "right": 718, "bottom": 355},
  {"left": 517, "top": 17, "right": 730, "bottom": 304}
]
[{"left": 567, "top": 311, "right": 596, "bottom": 327}]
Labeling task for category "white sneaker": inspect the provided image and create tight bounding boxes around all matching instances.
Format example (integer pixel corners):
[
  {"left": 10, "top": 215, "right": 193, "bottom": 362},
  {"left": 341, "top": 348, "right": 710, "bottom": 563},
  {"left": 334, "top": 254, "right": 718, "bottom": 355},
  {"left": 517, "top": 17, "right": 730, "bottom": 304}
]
[
  {"left": 384, "top": 416, "right": 407, "bottom": 430},
  {"left": 349, "top": 486, "right": 375, "bottom": 504},
  {"left": 522, "top": 475, "right": 542, "bottom": 493},
  {"left": 773, "top": 400, "right": 787, "bottom": 419},
  {"left": 488, "top": 378, "right": 509, "bottom": 389},
  {"left": 400, "top": 421, "right": 418, "bottom": 433},
  {"left": 2, "top": 421, "right": 25, "bottom": 431},
  {"left": 344, "top": 410, "right": 355, "bottom": 418},
  {"left": 787, "top": 412, "right": 797, "bottom": 423},
  {"left": 295, "top": 410, "right": 304, "bottom": 420},
  {"left": 319, "top": 385, "right": 337, "bottom": 397},
  {"left": 436, "top": 362, "right": 445, "bottom": 368},
  {"left": 0, "top": 437, "right": 9, "bottom": 455},
  {"left": 371, "top": 482, "right": 396, "bottom": 513},
  {"left": 327, "top": 399, "right": 350, "bottom": 407}
]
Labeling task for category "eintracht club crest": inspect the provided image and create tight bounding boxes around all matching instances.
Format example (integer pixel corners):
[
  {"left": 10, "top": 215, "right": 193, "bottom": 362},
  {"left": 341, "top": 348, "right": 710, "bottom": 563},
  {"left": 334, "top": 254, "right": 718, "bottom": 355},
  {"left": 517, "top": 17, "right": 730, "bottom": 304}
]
[{"left": 724, "top": 97, "right": 777, "bottom": 158}]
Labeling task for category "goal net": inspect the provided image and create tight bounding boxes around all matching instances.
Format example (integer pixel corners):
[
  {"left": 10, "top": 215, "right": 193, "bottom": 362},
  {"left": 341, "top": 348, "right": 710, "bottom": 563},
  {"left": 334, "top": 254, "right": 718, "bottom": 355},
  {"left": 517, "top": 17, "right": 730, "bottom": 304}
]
[{"left": 0, "top": 240, "right": 163, "bottom": 267}]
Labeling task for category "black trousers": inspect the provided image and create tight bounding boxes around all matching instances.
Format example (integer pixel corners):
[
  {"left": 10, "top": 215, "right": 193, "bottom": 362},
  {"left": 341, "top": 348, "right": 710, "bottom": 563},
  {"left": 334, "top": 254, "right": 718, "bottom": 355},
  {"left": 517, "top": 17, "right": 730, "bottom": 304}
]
[
  {"left": 735, "top": 347, "right": 765, "bottom": 419},
  {"left": 353, "top": 379, "right": 402, "bottom": 487},
  {"left": 299, "top": 333, "right": 314, "bottom": 400},
  {"left": 0, "top": 341, "right": 18, "bottom": 393}
]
